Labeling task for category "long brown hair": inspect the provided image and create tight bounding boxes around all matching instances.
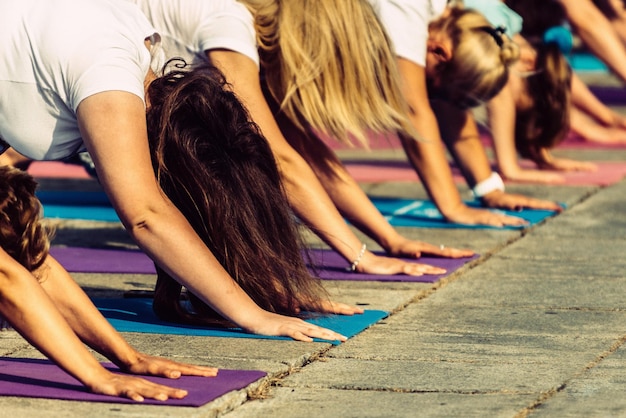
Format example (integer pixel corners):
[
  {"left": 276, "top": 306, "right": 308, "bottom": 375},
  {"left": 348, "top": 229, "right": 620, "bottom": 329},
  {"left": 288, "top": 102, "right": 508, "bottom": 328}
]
[
  {"left": 0, "top": 166, "right": 51, "bottom": 274},
  {"left": 514, "top": 43, "right": 572, "bottom": 159},
  {"left": 145, "top": 61, "right": 326, "bottom": 326}
]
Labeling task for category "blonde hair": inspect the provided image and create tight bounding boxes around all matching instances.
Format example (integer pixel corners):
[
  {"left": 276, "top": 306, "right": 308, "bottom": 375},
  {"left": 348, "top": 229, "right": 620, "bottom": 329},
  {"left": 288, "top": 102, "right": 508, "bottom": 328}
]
[
  {"left": 241, "top": 0, "right": 417, "bottom": 147},
  {"left": 430, "top": 6, "right": 520, "bottom": 108}
]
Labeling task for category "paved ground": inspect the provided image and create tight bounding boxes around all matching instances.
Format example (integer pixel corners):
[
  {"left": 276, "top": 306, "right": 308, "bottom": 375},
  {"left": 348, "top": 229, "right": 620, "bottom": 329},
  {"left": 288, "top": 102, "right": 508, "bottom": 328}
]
[{"left": 1, "top": 75, "right": 625, "bottom": 417}]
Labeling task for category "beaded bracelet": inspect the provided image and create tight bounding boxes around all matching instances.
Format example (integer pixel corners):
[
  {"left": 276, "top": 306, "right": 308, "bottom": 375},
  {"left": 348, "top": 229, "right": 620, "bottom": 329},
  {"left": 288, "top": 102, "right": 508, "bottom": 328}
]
[{"left": 347, "top": 243, "right": 367, "bottom": 272}]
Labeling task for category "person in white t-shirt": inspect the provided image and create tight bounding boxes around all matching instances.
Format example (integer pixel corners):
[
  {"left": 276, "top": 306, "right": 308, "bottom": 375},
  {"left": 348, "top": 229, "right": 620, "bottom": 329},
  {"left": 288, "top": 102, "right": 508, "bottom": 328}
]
[
  {"left": 126, "top": 0, "right": 474, "bottom": 280},
  {"left": 0, "top": 0, "right": 361, "bottom": 364},
  {"left": 238, "top": 0, "right": 561, "bottom": 229},
  {"left": 366, "top": 0, "right": 564, "bottom": 217}
]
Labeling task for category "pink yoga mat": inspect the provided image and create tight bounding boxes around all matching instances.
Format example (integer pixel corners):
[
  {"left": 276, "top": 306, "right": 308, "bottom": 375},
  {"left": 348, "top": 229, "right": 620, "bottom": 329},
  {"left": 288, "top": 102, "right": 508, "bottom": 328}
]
[
  {"left": 0, "top": 358, "right": 265, "bottom": 406},
  {"left": 27, "top": 161, "right": 91, "bottom": 179},
  {"left": 558, "top": 132, "right": 626, "bottom": 150},
  {"left": 480, "top": 131, "right": 626, "bottom": 150},
  {"left": 49, "top": 247, "right": 478, "bottom": 283},
  {"left": 344, "top": 159, "right": 626, "bottom": 186}
]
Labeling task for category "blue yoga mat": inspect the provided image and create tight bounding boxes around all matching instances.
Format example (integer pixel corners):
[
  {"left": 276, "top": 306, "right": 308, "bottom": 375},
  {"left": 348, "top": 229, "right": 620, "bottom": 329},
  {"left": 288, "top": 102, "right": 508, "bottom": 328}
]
[
  {"left": 94, "top": 298, "right": 387, "bottom": 345},
  {"left": 37, "top": 190, "right": 119, "bottom": 222},
  {"left": 370, "top": 197, "right": 560, "bottom": 229},
  {"left": 568, "top": 52, "right": 608, "bottom": 72},
  {"left": 38, "top": 191, "right": 560, "bottom": 229}
]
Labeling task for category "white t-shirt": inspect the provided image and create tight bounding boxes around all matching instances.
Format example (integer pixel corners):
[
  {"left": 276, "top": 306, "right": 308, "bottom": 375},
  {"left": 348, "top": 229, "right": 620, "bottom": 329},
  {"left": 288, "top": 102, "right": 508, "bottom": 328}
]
[
  {"left": 463, "top": 0, "right": 522, "bottom": 37},
  {"left": 368, "top": 0, "right": 448, "bottom": 66},
  {"left": 0, "top": 0, "right": 156, "bottom": 160},
  {"left": 130, "top": 0, "right": 259, "bottom": 69}
]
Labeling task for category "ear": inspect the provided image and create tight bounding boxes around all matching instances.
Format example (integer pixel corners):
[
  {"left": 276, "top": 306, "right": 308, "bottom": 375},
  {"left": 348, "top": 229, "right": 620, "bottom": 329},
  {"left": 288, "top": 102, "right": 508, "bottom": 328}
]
[{"left": 426, "top": 38, "right": 452, "bottom": 63}]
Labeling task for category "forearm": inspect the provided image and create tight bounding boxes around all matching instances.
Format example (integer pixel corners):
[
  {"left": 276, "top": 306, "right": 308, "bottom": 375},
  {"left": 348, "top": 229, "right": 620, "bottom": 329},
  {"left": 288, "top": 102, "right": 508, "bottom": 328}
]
[
  {"left": 38, "top": 256, "right": 141, "bottom": 368},
  {"left": 560, "top": 0, "right": 626, "bottom": 82},
  {"left": 280, "top": 119, "right": 406, "bottom": 252},
  {"left": 0, "top": 251, "right": 109, "bottom": 388},
  {"left": 428, "top": 101, "right": 493, "bottom": 189},
  {"left": 400, "top": 130, "right": 466, "bottom": 217},
  {"left": 571, "top": 73, "right": 617, "bottom": 126},
  {"left": 124, "top": 199, "right": 267, "bottom": 329},
  {"left": 486, "top": 83, "right": 525, "bottom": 178}
]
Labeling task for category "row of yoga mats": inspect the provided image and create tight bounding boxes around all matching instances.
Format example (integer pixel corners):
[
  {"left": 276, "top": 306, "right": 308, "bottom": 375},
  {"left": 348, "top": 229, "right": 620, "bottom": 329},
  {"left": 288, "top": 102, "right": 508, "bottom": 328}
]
[
  {"left": 37, "top": 190, "right": 560, "bottom": 229},
  {"left": 23, "top": 163, "right": 562, "bottom": 405}
]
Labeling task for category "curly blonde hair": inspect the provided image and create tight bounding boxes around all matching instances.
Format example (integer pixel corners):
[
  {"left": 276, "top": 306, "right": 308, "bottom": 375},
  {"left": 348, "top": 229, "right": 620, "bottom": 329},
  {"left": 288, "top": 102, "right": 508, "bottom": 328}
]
[
  {"left": 240, "top": 0, "right": 418, "bottom": 147},
  {"left": 0, "top": 166, "right": 50, "bottom": 274}
]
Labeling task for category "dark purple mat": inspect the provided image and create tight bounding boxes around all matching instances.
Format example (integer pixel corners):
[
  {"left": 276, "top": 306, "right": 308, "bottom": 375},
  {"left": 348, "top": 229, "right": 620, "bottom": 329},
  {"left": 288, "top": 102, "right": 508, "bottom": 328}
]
[
  {"left": 0, "top": 358, "right": 265, "bottom": 406},
  {"left": 306, "top": 249, "right": 479, "bottom": 282},
  {"left": 589, "top": 86, "right": 626, "bottom": 105},
  {"left": 50, "top": 247, "right": 478, "bottom": 283}
]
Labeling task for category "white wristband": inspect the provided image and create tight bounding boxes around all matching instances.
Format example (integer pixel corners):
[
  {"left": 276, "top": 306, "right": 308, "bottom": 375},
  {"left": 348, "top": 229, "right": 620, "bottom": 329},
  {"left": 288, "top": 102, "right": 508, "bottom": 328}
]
[{"left": 472, "top": 172, "right": 505, "bottom": 198}]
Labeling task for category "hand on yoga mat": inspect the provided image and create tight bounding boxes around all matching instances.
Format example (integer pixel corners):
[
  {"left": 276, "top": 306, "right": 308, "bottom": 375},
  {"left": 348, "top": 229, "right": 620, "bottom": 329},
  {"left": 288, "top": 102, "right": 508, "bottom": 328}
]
[
  {"left": 87, "top": 371, "right": 191, "bottom": 402},
  {"left": 500, "top": 167, "right": 566, "bottom": 185},
  {"left": 244, "top": 311, "right": 348, "bottom": 343},
  {"left": 480, "top": 191, "right": 563, "bottom": 218},
  {"left": 383, "top": 238, "right": 474, "bottom": 260},
  {"left": 437, "top": 203, "right": 528, "bottom": 228},
  {"left": 303, "top": 299, "right": 365, "bottom": 316},
  {"left": 348, "top": 248, "right": 467, "bottom": 276},
  {"left": 121, "top": 353, "right": 218, "bottom": 380},
  {"left": 537, "top": 157, "right": 598, "bottom": 173}
]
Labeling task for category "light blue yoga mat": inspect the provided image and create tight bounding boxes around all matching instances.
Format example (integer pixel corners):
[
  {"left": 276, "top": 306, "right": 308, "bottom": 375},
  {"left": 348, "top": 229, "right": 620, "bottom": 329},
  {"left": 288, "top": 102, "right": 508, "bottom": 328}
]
[
  {"left": 38, "top": 190, "right": 560, "bottom": 229},
  {"left": 370, "top": 197, "right": 560, "bottom": 229},
  {"left": 37, "top": 190, "right": 119, "bottom": 222},
  {"left": 94, "top": 298, "right": 387, "bottom": 345},
  {"left": 568, "top": 52, "right": 608, "bottom": 72}
]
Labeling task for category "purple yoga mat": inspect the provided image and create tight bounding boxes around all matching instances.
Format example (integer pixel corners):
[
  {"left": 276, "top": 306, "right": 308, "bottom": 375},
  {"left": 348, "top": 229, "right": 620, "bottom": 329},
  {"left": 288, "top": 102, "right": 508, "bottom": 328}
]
[
  {"left": 50, "top": 247, "right": 478, "bottom": 283},
  {"left": 0, "top": 358, "right": 265, "bottom": 406},
  {"left": 306, "top": 249, "right": 479, "bottom": 282}
]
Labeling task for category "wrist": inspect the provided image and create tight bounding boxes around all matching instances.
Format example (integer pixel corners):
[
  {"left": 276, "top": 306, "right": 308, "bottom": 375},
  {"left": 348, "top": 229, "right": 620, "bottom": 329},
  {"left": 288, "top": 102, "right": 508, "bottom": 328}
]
[{"left": 472, "top": 172, "right": 505, "bottom": 199}]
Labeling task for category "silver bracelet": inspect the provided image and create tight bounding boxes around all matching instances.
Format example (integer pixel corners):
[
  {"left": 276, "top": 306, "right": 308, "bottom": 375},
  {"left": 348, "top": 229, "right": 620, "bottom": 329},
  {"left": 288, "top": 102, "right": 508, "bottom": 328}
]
[
  {"left": 472, "top": 172, "right": 505, "bottom": 198},
  {"left": 347, "top": 243, "right": 367, "bottom": 272}
]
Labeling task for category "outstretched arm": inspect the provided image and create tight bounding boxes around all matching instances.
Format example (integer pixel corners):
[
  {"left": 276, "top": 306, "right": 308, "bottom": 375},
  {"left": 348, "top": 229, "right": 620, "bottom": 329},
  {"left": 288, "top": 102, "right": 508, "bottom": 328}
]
[
  {"left": 76, "top": 90, "right": 347, "bottom": 342},
  {"left": 429, "top": 97, "right": 563, "bottom": 212},
  {"left": 38, "top": 255, "right": 218, "bottom": 379},
  {"left": 275, "top": 109, "right": 473, "bottom": 264},
  {"left": 559, "top": 0, "right": 626, "bottom": 82},
  {"left": 209, "top": 49, "right": 471, "bottom": 273},
  {"left": 0, "top": 249, "right": 192, "bottom": 401},
  {"left": 571, "top": 73, "right": 626, "bottom": 131},
  {"left": 486, "top": 82, "right": 566, "bottom": 183},
  {"left": 395, "top": 58, "right": 540, "bottom": 225}
]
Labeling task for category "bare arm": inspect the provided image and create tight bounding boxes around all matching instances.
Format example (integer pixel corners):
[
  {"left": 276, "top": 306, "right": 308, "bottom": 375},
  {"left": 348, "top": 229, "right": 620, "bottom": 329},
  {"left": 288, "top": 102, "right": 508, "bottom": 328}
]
[
  {"left": 0, "top": 249, "right": 190, "bottom": 401},
  {"left": 571, "top": 73, "right": 626, "bottom": 128},
  {"left": 559, "top": 0, "right": 626, "bottom": 82},
  {"left": 76, "top": 90, "right": 347, "bottom": 342},
  {"left": 39, "top": 255, "right": 218, "bottom": 379},
  {"left": 487, "top": 82, "right": 565, "bottom": 183},
  {"left": 430, "top": 98, "right": 563, "bottom": 212},
  {"left": 209, "top": 50, "right": 471, "bottom": 272},
  {"left": 396, "top": 58, "right": 535, "bottom": 225}
]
